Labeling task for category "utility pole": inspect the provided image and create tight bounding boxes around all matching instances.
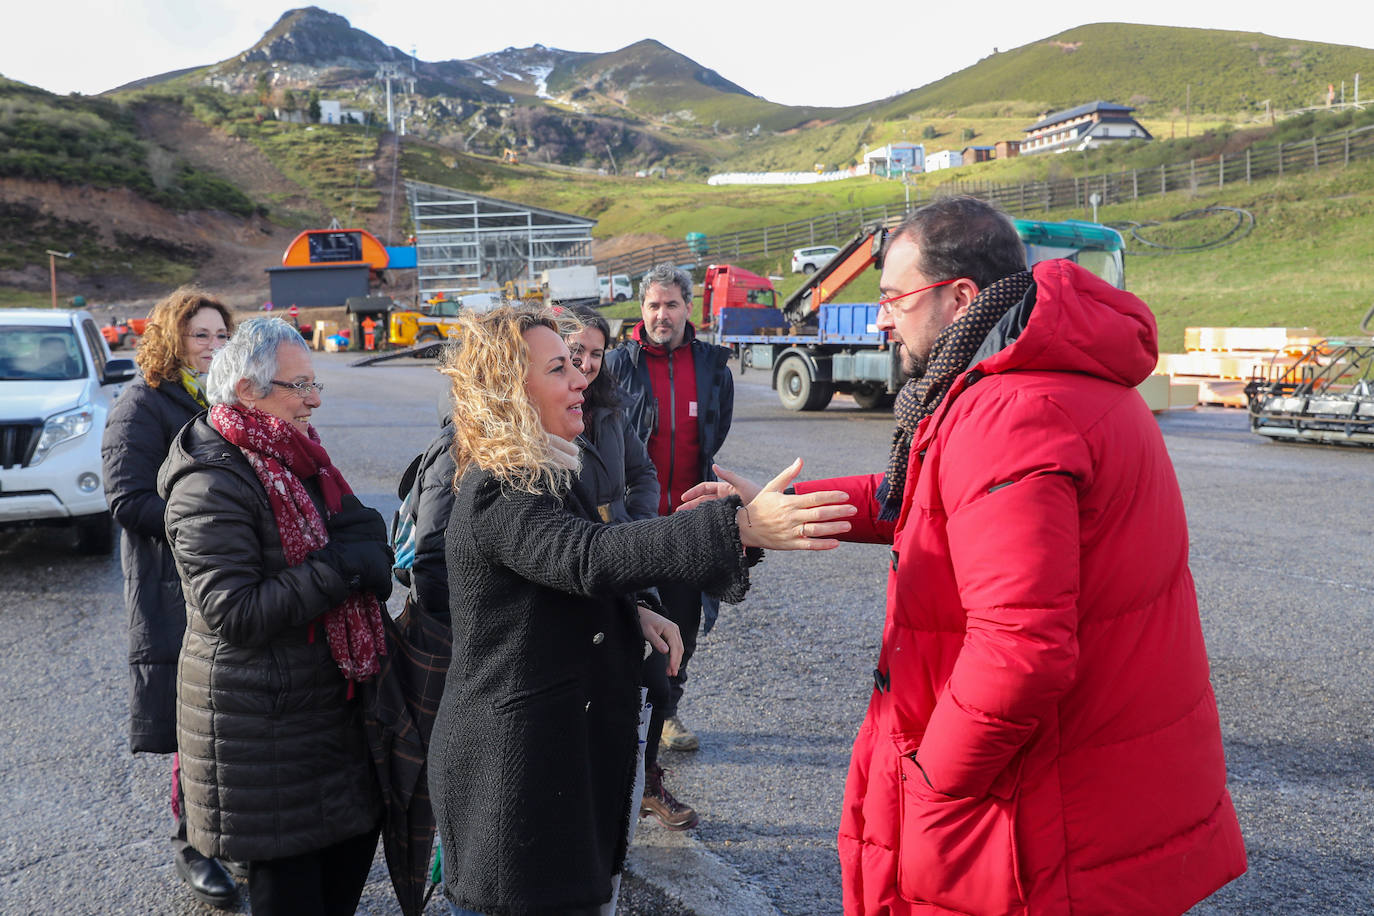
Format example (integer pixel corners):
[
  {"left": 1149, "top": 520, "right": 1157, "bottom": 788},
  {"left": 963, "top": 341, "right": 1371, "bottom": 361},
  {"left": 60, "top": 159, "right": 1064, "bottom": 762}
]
[
  {"left": 605, "top": 143, "right": 618, "bottom": 175},
  {"left": 45, "top": 249, "right": 73, "bottom": 309},
  {"left": 376, "top": 63, "right": 403, "bottom": 131}
]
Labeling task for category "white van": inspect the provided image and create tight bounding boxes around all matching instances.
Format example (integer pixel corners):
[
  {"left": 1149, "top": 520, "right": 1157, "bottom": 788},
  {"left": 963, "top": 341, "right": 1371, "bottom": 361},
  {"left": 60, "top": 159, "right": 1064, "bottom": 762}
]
[
  {"left": 599, "top": 274, "right": 633, "bottom": 302},
  {"left": 0, "top": 309, "right": 136, "bottom": 553}
]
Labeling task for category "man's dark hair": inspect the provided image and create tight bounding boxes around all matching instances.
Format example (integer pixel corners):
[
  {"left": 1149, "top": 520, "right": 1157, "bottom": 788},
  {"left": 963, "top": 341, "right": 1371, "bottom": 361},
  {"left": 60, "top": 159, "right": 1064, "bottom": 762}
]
[{"left": 888, "top": 196, "right": 1026, "bottom": 290}]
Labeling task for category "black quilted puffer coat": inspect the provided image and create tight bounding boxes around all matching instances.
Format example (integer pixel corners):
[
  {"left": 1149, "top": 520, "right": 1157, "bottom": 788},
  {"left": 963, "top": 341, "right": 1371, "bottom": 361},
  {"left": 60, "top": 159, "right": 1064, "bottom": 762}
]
[
  {"left": 158, "top": 415, "right": 382, "bottom": 861},
  {"left": 100, "top": 374, "right": 202, "bottom": 754},
  {"left": 429, "top": 467, "right": 749, "bottom": 914}
]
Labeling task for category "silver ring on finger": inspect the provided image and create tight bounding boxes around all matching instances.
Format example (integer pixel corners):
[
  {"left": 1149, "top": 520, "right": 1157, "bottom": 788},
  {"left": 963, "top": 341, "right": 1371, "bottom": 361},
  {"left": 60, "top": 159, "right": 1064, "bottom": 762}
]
[{"left": 802, "top": 522, "right": 809, "bottom": 538}]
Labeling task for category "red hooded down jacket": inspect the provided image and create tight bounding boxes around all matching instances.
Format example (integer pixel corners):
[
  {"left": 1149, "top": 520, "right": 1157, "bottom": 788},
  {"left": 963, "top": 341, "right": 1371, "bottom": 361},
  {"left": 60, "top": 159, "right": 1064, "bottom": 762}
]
[{"left": 800, "top": 259, "right": 1246, "bottom": 915}]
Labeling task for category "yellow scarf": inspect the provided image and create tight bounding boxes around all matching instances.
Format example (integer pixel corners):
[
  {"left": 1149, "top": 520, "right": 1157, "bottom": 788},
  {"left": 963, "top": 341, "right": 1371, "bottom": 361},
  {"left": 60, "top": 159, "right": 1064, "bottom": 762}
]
[{"left": 180, "top": 367, "right": 209, "bottom": 410}]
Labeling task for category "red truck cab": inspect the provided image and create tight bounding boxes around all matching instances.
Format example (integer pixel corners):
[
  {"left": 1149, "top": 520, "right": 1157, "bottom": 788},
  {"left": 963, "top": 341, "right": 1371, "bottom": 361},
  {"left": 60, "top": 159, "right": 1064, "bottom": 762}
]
[{"left": 699, "top": 264, "right": 777, "bottom": 329}]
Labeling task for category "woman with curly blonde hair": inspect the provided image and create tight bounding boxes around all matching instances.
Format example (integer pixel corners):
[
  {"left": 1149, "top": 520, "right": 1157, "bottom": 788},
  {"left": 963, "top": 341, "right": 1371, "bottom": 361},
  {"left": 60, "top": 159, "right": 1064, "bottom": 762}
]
[
  {"left": 100, "top": 286, "right": 240, "bottom": 908},
  {"left": 428, "top": 306, "right": 856, "bottom": 916}
]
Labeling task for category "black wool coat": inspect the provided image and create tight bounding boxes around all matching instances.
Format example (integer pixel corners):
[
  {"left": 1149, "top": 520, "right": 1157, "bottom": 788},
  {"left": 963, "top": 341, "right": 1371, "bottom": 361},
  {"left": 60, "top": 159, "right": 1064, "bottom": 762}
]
[
  {"left": 158, "top": 416, "right": 382, "bottom": 861},
  {"left": 100, "top": 374, "right": 202, "bottom": 753},
  {"left": 409, "top": 421, "right": 456, "bottom": 624},
  {"left": 429, "top": 467, "right": 747, "bottom": 914},
  {"left": 577, "top": 403, "right": 659, "bottom": 525}
]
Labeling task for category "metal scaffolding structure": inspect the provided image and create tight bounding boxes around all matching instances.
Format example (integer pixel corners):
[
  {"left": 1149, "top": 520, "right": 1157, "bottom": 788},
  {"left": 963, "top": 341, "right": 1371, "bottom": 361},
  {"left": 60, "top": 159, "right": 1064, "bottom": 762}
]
[{"left": 405, "top": 180, "right": 596, "bottom": 301}]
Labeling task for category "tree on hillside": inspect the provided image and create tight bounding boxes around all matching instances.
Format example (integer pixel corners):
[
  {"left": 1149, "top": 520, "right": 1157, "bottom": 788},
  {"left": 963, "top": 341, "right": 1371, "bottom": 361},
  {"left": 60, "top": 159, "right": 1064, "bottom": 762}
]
[{"left": 308, "top": 92, "right": 321, "bottom": 124}]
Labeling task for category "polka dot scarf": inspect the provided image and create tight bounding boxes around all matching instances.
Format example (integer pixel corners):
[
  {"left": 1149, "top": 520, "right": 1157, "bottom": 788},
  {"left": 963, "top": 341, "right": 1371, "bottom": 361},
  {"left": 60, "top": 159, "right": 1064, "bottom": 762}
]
[
  {"left": 209, "top": 402, "right": 386, "bottom": 687},
  {"left": 876, "top": 271, "right": 1034, "bottom": 521}
]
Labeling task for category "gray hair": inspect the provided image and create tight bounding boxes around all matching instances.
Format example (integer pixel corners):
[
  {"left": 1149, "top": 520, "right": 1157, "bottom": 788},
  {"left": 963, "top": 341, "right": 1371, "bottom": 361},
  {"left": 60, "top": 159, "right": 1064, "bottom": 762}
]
[
  {"left": 205, "top": 316, "right": 309, "bottom": 405},
  {"left": 640, "top": 264, "right": 692, "bottom": 304}
]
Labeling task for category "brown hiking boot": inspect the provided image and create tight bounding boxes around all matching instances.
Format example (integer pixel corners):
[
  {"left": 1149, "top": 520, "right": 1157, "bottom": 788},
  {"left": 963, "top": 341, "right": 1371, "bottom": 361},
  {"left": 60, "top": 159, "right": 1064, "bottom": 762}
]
[
  {"left": 641, "top": 763, "right": 699, "bottom": 830},
  {"left": 659, "top": 714, "right": 699, "bottom": 752}
]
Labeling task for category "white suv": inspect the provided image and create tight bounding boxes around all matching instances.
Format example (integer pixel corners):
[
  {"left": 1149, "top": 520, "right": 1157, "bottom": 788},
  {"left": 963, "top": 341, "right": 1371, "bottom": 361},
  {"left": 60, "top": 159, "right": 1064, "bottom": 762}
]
[
  {"left": 0, "top": 309, "right": 136, "bottom": 553},
  {"left": 791, "top": 245, "right": 841, "bottom": 274}
]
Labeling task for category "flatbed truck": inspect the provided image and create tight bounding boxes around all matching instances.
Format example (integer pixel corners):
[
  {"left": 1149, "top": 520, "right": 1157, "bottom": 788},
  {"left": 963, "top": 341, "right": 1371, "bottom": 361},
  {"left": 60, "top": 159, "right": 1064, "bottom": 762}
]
[{"left": 717, "top": 218, "right": 1126, "bottom": 411}]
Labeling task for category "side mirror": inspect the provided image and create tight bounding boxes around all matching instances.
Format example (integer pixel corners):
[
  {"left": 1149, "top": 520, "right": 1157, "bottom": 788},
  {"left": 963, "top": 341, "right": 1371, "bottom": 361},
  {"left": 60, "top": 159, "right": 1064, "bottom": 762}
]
[{"left": 102, "top": 358, "right": 137, "bottom": 386}]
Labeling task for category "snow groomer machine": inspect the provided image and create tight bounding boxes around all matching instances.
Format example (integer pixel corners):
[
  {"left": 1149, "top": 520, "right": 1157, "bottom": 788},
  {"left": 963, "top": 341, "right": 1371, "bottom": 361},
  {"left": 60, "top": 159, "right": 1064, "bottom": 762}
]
[{"left": 1245, "top": 305, "right": 1374, "bottom": 446}]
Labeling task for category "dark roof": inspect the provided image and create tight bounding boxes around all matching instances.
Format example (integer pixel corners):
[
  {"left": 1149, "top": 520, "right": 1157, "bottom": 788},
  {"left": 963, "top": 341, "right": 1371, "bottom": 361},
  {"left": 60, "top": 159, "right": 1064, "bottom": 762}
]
[{"left": 1025, "top": 101, "right": 1135, "bottom": 133}]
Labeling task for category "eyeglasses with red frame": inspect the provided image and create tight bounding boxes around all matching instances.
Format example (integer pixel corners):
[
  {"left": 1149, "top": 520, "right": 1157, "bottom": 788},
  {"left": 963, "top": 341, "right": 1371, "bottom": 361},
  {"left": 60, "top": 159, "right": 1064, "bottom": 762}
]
[{"left": 877, "top": 277, "right": 968, "bottom": 311}]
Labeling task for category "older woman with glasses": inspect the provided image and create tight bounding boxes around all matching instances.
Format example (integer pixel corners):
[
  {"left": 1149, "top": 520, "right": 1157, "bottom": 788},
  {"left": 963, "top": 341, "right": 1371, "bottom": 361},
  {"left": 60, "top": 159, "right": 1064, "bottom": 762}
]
[
  {"left": 429, "top": 306, "right": 856, "bottom": 916},
  {"left": 159, "top": 316, "right": 392, "bottom": 915},
  {"left": 100, "top": 286, "right": 239, "bottom": 908}
]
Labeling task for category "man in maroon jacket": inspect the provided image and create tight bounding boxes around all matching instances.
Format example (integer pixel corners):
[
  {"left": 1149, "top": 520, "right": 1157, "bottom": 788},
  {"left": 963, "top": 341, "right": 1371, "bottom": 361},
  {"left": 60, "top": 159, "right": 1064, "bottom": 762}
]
[{"left": 605, "top": 264, "right": 735, "bottom": 827}]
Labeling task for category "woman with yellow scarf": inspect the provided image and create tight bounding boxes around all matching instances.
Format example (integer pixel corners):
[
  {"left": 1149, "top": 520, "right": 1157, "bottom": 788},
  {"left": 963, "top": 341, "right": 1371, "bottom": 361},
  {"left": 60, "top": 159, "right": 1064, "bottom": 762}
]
[{"left": 100, "top": 286, "right": 239, "bottom": 909}]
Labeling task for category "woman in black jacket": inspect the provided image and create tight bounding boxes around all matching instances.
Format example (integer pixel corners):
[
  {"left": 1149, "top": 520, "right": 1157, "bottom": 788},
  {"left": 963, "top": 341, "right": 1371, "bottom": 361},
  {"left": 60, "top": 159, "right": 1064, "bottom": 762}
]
[
  {"left": 566, "top": 314, "right": 695, "bottom": 830},
  {"left": 159, "top": 317, "right": 393, "bottom": 916},
  {"left": 100, "top": 286, "right": 238, "bottom": 908},
  {"left": 429, "top": 306, "right": 855, "bottom": 916}
]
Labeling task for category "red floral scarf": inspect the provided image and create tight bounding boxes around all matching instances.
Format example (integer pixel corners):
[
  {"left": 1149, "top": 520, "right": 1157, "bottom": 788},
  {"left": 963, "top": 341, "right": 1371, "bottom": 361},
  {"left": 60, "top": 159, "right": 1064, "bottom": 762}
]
[{"left": 209, "top": 403, "right": 386, "bottom": 688}]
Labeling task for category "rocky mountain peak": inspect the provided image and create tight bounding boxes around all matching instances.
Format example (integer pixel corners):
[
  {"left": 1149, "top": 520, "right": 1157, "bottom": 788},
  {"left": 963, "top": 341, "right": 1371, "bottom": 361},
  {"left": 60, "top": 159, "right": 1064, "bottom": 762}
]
[{"left": 238, "top": 6, "right": 405, "bottom": 65}]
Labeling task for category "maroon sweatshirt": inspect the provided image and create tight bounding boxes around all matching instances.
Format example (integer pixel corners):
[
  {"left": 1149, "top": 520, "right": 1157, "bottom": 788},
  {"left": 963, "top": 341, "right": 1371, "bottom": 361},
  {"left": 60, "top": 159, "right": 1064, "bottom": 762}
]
[{"left": 635, "top": 325, "right": 702, "bottom": 515}]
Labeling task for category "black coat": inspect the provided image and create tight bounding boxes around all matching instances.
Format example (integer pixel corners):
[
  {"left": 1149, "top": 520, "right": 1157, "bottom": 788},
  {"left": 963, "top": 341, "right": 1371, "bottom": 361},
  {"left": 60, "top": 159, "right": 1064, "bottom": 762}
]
[
  {"left": 158, "top": 415, "right": 382, "bottom": 861},
  {"left": 409, "top": 422, "right": 456, "bottom": 624},
  {"left": 603, "top": 325, "right": 734, "bottom": 488},
  {"left": 429, "top": 467, "right": 747, "bottom": 914},
  {"left": 100, "top": 374, "right": 202, "bottom": 753},
  {"left": 577, "top": 403, "right": 658, "bottom": 524}
]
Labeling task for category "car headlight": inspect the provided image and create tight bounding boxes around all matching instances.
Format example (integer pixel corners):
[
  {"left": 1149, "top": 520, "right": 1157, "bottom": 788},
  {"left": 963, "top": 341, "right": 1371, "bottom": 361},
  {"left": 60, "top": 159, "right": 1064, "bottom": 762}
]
[{"left": 30, "top": 407, "right": 94, "bottom": 466}]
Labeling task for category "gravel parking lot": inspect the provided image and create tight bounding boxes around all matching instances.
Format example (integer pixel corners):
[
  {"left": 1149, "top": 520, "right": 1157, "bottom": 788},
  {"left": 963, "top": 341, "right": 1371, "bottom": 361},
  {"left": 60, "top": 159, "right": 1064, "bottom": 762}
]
[{"left": 1, "top": 355, "right": 1370, "bottom": 914}]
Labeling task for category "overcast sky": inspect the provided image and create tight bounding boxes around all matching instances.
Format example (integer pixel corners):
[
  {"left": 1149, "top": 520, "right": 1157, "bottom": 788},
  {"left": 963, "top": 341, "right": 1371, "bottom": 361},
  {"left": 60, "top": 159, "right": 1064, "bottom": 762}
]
[{"left": 4, "top": 1, "right": 1371, "bottom": 107}]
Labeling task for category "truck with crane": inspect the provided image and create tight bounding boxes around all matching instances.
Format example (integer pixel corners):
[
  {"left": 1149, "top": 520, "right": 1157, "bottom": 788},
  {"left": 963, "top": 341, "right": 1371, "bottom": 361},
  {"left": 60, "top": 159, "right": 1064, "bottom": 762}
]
[{"left": 714, "top": 218, "right": 1127, "bottom": 411}]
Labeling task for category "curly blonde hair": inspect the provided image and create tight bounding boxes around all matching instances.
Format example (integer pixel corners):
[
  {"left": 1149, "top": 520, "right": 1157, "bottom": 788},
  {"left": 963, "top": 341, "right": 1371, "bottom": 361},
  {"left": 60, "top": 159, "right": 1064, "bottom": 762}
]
[
  {"left": 135, "top": 286, "right": 235, "bottom": 387},
  {"left": 440, "top": 305, "right": 583, "bottom": 495}
]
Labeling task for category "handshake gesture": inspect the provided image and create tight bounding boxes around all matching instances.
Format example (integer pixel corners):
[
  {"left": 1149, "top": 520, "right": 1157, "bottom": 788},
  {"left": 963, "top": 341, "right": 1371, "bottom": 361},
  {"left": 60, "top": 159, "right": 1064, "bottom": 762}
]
[{"left": 680, "top": 458, "right": 855, "bottom": 551}]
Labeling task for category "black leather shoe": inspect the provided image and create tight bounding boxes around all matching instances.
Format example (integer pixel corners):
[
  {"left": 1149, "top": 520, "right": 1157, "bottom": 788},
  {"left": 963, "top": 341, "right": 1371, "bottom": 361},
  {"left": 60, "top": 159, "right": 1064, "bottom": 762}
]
[
  {"left": 221, "top": 858, "right": 249, "bottom": 880},
  {"left": 174, "top": 843, "right": 238, "bottom": 909}
]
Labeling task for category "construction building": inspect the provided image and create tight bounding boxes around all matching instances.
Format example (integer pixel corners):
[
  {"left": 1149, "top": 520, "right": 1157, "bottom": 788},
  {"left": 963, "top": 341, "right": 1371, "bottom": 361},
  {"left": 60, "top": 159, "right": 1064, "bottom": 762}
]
[{"left": 404, "top": 180, "right": 596, "bottom": 303}]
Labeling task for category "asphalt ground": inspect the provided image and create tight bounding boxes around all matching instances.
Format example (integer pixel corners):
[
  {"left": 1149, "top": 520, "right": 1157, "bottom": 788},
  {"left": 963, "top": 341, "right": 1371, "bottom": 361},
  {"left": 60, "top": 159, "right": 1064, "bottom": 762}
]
[{"left": 1, "top": 352, "right": 1371, "bottom": 914}]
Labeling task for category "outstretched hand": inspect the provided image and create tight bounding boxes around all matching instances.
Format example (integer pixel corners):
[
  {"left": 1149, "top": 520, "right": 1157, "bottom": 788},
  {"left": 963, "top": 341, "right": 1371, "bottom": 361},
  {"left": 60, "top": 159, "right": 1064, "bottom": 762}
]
[
  {"left": 733, "top": 458, "right": 855, "bottom": 551},
  {"left": 678, "top": 464, "right": 761, "bottom": 511}
]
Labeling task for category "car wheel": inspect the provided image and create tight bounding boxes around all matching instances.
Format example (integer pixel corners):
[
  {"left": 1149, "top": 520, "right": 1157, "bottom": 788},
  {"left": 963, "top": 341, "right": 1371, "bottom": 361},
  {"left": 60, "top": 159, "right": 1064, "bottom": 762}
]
[
  {"left": 74, "top": 511, "right": 114, "bottom": 556},
  {"left": 614, "top": 293, "right": 627, "bottom": 302},
  {"left": 802, "top": 263, "right": 817, "bottom": 274}
]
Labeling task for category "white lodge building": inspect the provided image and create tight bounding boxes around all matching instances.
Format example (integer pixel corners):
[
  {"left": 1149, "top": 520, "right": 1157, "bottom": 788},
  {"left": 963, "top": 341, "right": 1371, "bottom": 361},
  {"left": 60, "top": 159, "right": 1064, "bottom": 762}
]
[{"left": 1022, "top": 101, "right": 1153, "bottom": 154}]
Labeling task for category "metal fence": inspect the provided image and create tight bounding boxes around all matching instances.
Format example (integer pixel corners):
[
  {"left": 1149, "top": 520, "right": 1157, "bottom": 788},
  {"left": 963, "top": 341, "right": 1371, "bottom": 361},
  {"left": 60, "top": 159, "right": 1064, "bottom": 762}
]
[
  {"left": 595, "top": 202, "right": 915, "bottom": 281},
  {"left": 597, "top": 124, "right": 1374, "bottom": 282}
]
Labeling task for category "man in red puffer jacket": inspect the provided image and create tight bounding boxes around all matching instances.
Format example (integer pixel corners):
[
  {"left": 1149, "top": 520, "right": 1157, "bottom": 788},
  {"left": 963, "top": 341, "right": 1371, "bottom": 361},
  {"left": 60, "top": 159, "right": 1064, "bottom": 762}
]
[{"left": 692, "top": 197, "right": 1247, "bottom": 915}]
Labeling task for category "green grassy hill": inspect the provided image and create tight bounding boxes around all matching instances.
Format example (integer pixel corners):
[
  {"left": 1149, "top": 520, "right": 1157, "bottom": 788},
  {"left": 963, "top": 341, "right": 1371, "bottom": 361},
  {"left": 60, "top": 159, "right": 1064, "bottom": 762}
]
[
  {"left": 1108, "top": 159, "right": 1374, "bottom": 350},
  {"left": 4, "top": 19, "right": 1374, "bottom": 333},
  {"left": 875, "top": 23, "right": 1374, "bottom": 121}
]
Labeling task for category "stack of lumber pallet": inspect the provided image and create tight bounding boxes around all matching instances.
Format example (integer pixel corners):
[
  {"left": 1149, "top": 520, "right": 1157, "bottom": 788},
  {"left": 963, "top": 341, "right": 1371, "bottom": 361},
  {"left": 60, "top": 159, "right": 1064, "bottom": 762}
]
[{"left": 1154, "top": 327, "right": 1321, "bottom": 407}]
